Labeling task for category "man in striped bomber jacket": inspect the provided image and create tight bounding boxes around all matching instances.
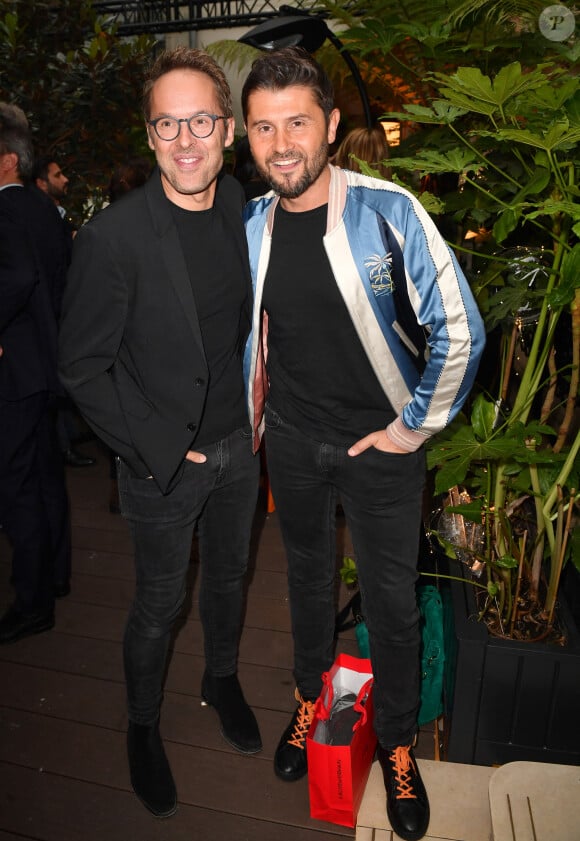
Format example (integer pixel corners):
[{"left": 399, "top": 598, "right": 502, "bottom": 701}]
[{"left": 242, "top": 47, "right": 485, "bottom": 841}]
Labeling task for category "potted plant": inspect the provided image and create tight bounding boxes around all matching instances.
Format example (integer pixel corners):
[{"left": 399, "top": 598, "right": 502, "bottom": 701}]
[
  {"left": 379, "top": 53, "right": 580, "bottom": 769},
  {"left": 401, "top": 57, "right": 580, "bottom": 624}
]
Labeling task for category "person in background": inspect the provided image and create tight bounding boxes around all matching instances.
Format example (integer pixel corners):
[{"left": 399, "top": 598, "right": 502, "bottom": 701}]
[
  {"left": 232, "top": 134, "right": 269, "bottom": 200},
  {"left": 332, "top": 124, "right": 391, "bottom": 180},
  {"left": 242, "top": 47, "right": 485, "bottom": 841},
  {"left": 33, "top": 154, "right": 96, "bottom": 468},
  {"left": 107, "top": 157, "right": 152, "bottom": 205},
  {"left": 58, "top": 47, "right": 261, "bottom": 819},
  {"left": 33, "top": 155, "right": 76, "bottom": 242},
  {"left": 0, "top": 103, "right": 72, "bottom": 643}
]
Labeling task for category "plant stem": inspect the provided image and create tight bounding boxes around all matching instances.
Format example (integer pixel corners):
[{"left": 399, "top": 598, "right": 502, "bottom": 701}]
[
  {"left": 418, "top": 571, "right": 488, "bottom": 591},
  {"left": 555, "top": 288, "right": 580, "bottom": 452},
  {"left": 542, "top": 431, "right": 580, "bottom": 550},
  {"left": 501, "top": 323, "right": 518, "bottom": 403},
  {"left": 448, "top": 123, "right": 520, "bottom": 187},
  {"left": 527, "top": 443, "right": 545, "bottom": 602},
  {"left": 510, "top": 531, "right": 526, "bottom": 635},
  {"left": 547, "top": 487, "right": 563, "bottom": 621},
  {"left": 540, "top": 346, "right": 557, "bottom": 423}
]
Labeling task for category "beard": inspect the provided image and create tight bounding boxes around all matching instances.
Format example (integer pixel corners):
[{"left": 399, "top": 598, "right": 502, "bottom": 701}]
[
  {"left": 48, "top": 185, "right": 67, "bottom": 202},
  {"left": 257, "top": 142, "right": 329, "bottom": 200}
]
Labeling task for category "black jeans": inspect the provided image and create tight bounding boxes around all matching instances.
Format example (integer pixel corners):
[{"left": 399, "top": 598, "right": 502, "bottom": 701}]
[
  {"left": 265, "top": 405, "right": 425, "bottom": 749},
  {"left": 117, "top": 426, "right": 259, "bottom": 726}
]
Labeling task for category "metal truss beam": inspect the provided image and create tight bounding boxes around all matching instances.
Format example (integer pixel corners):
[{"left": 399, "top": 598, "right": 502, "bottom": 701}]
[{"left": 91, "top": 1, "right": 315, "bottom": 34}]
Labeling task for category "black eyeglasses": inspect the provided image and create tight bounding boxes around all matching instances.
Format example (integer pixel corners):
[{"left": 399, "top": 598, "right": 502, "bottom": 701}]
[{"left": 148, "top": 113, "right": 229, "bottom": 141}]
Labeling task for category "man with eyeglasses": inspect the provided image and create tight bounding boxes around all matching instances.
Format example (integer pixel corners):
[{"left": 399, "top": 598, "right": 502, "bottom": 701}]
[{"left": 58, "top": 47, "right": 261, "bottom": 818}]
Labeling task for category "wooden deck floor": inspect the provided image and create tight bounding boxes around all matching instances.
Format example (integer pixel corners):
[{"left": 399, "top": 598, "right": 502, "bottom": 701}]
[{"left": 0, "top": 438, "right": 436, "bottom": 841}]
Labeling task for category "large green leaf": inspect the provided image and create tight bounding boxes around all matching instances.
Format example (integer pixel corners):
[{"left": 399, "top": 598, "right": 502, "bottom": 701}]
[
  {"left": 548, "top": 244, "right": 580, "bottom": 306},
  {"left": 471, "top": 394, "right": 496, "bottom": 442},
  {"left": 396, "top": 20, "right": 454, "bottom": 52},
  {"left": 493, "top": 208, "right": 520, "bottom": 243},
  {"left": 432, "top": 63, "right": 550, "bottom": 115},
  {"left": 560, "top": 243, "right": 580, "bottom": 286},
  {"left": 342, "top": 20, "right": 404, "bottom": 56},
  {"left": 447, "top": 0, "right": 548, "bottom": 29},
  {"left": 510, "top": 167, "right": 551, "bottom": 201},
  {"left": 526, "top": 78, "right": 580, "bottom": 112},
  {"left": 431, "top": 457, "right": 472, "bottom": 493},
  {"left": 419, "top": 191, "right": 446, "bottom": 214},
  {"left": 388, "top": 148, "right": 478, "bottom": 175},
  {"left": 386, "top": 102, "right": 468, "bottom": 124},
  {"left": 428, "top": 411, "right": 562, "bottom": 494},
  {"left": 495, "top": 554, "right": 519, "bottom": 569},
  {"left": 430, "top": 437, "right": 512, "bottom": 495},
  {"left": 432, "top": 88, "right": 499, "bottom": 117},
  {"left": 445, "top": 499, "right": 486, "bottom": 524},
  {"left": 496, "top": 121, "right": 580, "bottom": 152},
  {"left": 565, "top": 90, "right": 580, "bottom": 127}
]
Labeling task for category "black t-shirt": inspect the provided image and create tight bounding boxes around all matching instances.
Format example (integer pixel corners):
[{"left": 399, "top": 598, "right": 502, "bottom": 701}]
[
  {"left": 171, "top": 200, "right": 248, "bottom": 446},
  {"left": 263, "top": 203, "right": 395, "bottom": 444}
]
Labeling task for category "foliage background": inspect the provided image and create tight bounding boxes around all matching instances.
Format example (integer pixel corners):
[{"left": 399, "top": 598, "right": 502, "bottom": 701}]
[
  {"left": 317, "top": 0, "right": 577, "bottom": 109},
  {"left": 0, "top": 0, "right": 157, "bottom": 224}
]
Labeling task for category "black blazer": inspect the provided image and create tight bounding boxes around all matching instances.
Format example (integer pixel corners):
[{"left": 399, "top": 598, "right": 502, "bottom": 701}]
[
  {"left": 58, "top": 170, "right": 252, "bottom": 493},
  {"left": 0, "top": 186, "right": 68, "bottom": 401}
]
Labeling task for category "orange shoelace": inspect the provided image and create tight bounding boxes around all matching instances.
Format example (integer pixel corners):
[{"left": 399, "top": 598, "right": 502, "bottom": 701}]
[
  {"left": 389, "top": 745, "right": 417, "bottom": 799},
  {"left": 288, "top": 691, "right": 315, "bottom": 750}
]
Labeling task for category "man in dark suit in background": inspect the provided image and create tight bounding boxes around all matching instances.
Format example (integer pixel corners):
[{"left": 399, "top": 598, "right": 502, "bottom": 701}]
[
  {"left": 58, "top": 48, "right": 261, "bottom": 819},
  {"left": 33, "top": 154, "right": 96, "bottom": 468},
  {"left": 32, "top": 155, "right": 73, "bottom": 238},
  {"left": 0, "top": 102, "right": 72, "bottom": 644}
]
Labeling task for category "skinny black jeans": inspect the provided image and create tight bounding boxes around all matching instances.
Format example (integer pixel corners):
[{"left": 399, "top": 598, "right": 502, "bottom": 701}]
[
  {"left": 265, "top": 405, "right": 425, "bottom": 749},
  {"left": 117, "top": 426, "right": 259, "bottom": 726}
]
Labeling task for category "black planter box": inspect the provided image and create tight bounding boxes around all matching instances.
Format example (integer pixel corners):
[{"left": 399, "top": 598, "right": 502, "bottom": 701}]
[{"left": 447, "top": 567, "right": 580, "bottom": 767}]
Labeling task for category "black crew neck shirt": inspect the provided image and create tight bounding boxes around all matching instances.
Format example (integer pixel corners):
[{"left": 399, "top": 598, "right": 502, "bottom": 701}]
[
  {"left": 171, "top": 200, "right": 248, "bottom": 446},
  {"left": 262, "top": 202, "right": 395, "bottom": 444}
]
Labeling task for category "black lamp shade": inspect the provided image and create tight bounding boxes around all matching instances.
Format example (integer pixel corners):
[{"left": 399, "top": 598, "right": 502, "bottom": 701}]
[
  {"left": 239, "top": 15, "right": 328, "bottom": 53},
  {"left": 238, "top": 12, "right": 373, "bottom": 129}
]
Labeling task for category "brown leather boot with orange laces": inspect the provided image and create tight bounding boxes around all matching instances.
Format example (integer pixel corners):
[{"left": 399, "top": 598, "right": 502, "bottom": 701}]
[
  {"left": 274, "top": 688, "right": 316, "bottom": 781},
  {"left": 377, "top": 743, "right": 430, "bottom": 840}
]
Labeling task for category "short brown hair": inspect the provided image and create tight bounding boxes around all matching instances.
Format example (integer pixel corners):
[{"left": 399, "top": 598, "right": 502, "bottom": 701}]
[
  {"left": 332, "top": 126, "right": 391, "bottom": 180},
  {"left": 241, "top": 46, "right": 334, "bottom": 123},
  {"left": 142, "top": 47, "right": 233, "bottom": 120}
]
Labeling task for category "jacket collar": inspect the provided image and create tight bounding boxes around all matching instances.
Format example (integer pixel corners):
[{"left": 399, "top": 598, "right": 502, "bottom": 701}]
[
  {"left": 144, "top": 167, "right": 172, "bottom": 235},
  {"left": 263, "top": 164, "right": 347, "bottom": 237},
  {"left": 144, "top": 167, "right": 229, "bottom": 235}
]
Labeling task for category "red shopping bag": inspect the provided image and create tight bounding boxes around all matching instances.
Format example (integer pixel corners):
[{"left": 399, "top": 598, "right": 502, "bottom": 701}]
[{"left": 307, "top": 653, "right": 377, "bottom": 827}]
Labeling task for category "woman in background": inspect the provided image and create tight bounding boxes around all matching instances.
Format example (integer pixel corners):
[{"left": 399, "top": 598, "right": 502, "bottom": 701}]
[{"left": 332, "top": 125, "right": 391, "bottom": 180}]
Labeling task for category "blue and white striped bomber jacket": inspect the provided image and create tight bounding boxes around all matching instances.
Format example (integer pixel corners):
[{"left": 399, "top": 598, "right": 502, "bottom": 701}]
[{"left": 243, "top": 164, "right": 486, "bottom": 453}]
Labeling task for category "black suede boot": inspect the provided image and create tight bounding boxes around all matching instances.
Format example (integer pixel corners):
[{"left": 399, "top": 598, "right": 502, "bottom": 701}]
[
  {"left": 201, "top": 671, "right": 262, "bottom": 754},
  {"left": 127, "top": 721, "right": 177, "bottom": 818}
]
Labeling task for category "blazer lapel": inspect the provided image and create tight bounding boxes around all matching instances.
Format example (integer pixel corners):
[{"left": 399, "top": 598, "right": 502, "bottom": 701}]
[
  {"left": 145, "top": 170, "right": 205, "bottom": 358},
  {"left": 215, "top": 175, "right": 254, "bottom": 335},
  {"left": 161, "top": 228, "right": 206, "bottom": 356}
]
